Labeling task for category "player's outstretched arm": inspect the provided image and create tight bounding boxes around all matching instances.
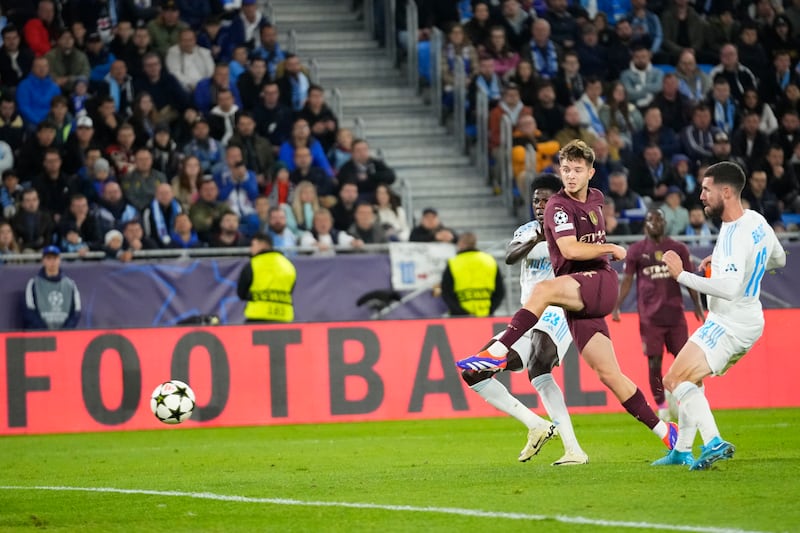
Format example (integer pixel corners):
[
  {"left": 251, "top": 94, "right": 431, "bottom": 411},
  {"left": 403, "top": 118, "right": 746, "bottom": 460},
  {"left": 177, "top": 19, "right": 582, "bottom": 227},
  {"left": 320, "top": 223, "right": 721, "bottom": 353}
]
[
  {"left": 506, "top": 236, "right": 540, "bottom": 265},
  {"left": 664, "top": 250, "right": 739, "bottom": 300},
  {"left": 766, "top": 242, "right": 787, "bottom": 271}
]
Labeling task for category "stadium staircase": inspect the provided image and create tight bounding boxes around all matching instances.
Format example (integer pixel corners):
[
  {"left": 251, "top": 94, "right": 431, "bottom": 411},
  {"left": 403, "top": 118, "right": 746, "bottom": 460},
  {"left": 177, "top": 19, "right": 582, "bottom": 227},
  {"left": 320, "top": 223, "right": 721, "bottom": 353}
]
[{"left": 269, "top": 0, "right": 520, "bottom": 245}]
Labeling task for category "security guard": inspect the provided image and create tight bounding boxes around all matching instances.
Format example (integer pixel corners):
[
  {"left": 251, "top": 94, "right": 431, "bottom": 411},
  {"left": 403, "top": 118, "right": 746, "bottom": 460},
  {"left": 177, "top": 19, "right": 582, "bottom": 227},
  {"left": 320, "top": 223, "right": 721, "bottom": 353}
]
[
  {"left": 237, "top": 232, "right": 297, "bottom": 323},
  {"left": 440, "top": 232, "right": 505, "bottom": 317}
]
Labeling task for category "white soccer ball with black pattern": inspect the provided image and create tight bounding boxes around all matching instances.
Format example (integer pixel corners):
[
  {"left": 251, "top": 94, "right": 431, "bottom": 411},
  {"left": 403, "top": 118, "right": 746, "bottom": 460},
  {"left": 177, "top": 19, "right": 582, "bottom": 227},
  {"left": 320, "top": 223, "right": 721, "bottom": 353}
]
[{"left": 150, "top": 380, "right": 196, "bottom": 424}]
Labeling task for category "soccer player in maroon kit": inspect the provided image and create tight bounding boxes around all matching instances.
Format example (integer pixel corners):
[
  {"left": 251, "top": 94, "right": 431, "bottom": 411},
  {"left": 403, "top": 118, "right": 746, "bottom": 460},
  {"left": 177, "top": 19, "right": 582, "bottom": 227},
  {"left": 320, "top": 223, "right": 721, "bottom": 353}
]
[
  {"left": 458, "top": 140, "right": 678, "bottom": 457},
  {"left": 612, "top": 207, "right": 706, "bottom": 421}
]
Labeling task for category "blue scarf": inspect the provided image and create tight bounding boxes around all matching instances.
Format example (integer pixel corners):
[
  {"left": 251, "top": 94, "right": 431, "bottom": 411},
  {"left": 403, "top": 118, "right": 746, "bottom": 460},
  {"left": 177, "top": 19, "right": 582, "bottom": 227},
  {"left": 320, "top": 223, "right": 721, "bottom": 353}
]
[
  {"left": 151, "top": 198, "right": 182, "bottom": 245},
  {"left": 446, "top": 44, "right": 472, "bottom": 74},
  {"left": 714, "top": 98, "right": 735, "bottom": 133},
  {"left": 678, "top": 76, "right": 705, "bottom": 102},
  {"left": 476, "top": 74, "right": 501, "bottom": 101},
  {"left": 583, "top": 98, "right": 605, "bottom": 135},
  {"left": 170, "top": 230, "right": 200, "bottom": 248},
  {"left": 531, "top": 41, "right": 558, "bottom": 79},
  {"left": 290, "top": 73, "right": 310, "bottom": 111}
]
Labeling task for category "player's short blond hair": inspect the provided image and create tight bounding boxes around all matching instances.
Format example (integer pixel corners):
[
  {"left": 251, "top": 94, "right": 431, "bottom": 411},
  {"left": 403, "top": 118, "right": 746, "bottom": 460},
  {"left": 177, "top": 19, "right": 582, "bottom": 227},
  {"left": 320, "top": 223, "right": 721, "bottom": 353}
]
[{"left": 559, "top": 139, "right": 595, "bottom": 167}]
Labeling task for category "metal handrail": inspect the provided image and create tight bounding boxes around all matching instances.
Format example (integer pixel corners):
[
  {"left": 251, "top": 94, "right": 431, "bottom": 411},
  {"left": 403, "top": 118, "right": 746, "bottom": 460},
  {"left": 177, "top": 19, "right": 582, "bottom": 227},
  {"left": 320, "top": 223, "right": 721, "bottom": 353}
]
[
  {"left": 396, "top": 176, "right": 414, "bottom": 232},
  {"left": 385, "top": 0, "right": 397, "bottom": 62},
  {"left": 499, "top": 114, "right": 515, "bottom": 214},
  {"left": 406, "top": 0, "right": 419, "bottom": 90},
  {"left": 354, "top": 116, "right": 366, "bottom": 139},
  {"left": 309, "top": 58, "right": 319, "bottom": 84},
  {"left": 453, "top": 56, "right": 467, "bottom": 154},
  {"left": 263, "top": 1, "right": 274, "bottom": 23},
  {"left": 364, "top": 0, "right": 375, "bottom": 38},
  {"left": 430, "top": 27, "right": 443, "bottom": 123},
  {"left": 331, "top": 88, "right": 343, "bottom": 121},
  {"left": 287, "top": 29, "right": 297, "bottom": 55},
  {"left": 476, "top": 85, "right": 489, "bottom": 180}
]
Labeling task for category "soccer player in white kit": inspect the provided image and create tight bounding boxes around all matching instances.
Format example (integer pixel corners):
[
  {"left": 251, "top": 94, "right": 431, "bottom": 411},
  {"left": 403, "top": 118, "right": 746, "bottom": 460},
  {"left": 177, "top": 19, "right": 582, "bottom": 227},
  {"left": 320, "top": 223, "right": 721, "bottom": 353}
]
[
  {"left": 459, "top": 174, "right": 588, "bottom": 465},
  {"left": 652, "top": 161, "right": 786, "bottom": 470}
]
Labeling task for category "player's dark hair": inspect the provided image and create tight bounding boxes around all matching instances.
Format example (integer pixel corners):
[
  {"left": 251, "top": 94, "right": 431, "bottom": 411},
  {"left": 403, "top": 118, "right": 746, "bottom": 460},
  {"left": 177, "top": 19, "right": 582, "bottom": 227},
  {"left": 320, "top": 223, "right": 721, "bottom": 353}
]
[
  {"left": 647, "top": 206, "right": 664, "bottom": 218},
  {"left": 559, "top": 139, "right": 595, "bottom": 167},
  {"left": 530, "top": 173, "right": 562, "bottom": 196},
  {"left": 251, "top": 232, "right": 273, "bottom": 248},
  {"left": 703, "top": 161, "right": 746, "bottom": 193}
]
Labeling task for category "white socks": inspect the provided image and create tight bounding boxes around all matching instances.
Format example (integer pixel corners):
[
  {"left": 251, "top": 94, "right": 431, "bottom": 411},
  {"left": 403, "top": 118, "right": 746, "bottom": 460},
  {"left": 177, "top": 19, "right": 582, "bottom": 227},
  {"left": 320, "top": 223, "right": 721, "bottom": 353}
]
[
  {"left": 673, "top": 381, "right": 720, "bottom": 448},
  {"left": 470, "top": 378, "right": 549, "bottom": 430},
  {"left": 532, "top": 373, "right": 583, "bottom": 454}
]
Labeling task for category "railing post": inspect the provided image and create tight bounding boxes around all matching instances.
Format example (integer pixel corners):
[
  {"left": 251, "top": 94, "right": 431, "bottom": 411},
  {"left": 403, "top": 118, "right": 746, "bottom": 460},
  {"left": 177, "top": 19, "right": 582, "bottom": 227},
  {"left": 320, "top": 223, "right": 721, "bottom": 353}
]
[
  {"left": 364, "top": 0, "right": 375, "bottom": 37},
  {"left": 331, "top": 88, "right": 343, "bottom": 122},
  {"left": 287, "top": 29, "right": 297, "bottom": 55},
  {"left": 263, "top": 1, "right": 274, "bottom": 23},
  {"left": 430, "top": 27, "right": 443, "bottom": 123},
  {"left": 385, "top": 0, "right": 397, "bottom": 63},
  {"left": 309, "top": 58, "right": 319, "bottom": 84},
  {"left": 476, "top": 85, "right": 489, "bottom": 181},
  {"left": 354, "top": 116, "right": 366, "bottom": 139},
  {"left": 406, "top": 0, "right": 419, "bottom": 91},
  {"left": 500, "top": 114, "right": 514, "bottom": 214},
  {"left": 453, "top": 57, "right": 466, "bottom": 154}
]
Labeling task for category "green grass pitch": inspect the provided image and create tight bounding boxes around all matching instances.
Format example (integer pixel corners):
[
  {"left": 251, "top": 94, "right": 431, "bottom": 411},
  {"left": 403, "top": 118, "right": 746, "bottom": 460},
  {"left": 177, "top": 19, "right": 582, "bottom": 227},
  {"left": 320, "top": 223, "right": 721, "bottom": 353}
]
[{"left": 1, "top": 409, "right": 799, "bottom": 532}]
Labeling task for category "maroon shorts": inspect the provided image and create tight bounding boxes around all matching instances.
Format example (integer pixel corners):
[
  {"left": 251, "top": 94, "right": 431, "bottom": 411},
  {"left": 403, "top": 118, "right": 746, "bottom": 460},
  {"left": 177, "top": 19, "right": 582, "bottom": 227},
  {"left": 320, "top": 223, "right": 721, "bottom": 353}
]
[
  {"left": 565, "top": 267, "right": 618, "bottom": 352},
  {"left": 639, "top": 319, "right": 689, "bottom": 357}
]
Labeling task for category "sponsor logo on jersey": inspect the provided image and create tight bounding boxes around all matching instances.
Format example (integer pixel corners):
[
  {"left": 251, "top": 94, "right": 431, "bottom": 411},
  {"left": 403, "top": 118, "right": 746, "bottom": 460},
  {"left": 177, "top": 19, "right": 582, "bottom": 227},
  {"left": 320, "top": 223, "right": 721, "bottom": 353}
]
[
  {"left": 724, "top": 263, "right": 737, "bottom": 273},
  {"left": 554, "top": 211, "right": 569, "bottom": 225},
  {"left": 655, "top": 251, "right": 663, "bottom": 262}
]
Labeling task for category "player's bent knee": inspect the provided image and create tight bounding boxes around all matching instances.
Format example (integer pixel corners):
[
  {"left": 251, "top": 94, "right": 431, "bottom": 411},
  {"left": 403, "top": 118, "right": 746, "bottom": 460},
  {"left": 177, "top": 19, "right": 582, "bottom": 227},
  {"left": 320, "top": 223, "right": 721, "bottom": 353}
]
[{"left": 461, "top": 368, "right": 495, "bottom": 386}]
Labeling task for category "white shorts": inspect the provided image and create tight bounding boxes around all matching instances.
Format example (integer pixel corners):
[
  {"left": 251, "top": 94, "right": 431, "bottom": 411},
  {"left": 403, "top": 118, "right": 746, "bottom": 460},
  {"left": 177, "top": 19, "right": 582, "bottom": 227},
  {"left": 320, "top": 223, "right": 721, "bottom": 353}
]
[
  {"left": 493, "top": 305, "right": 573, "bottom": 371},
  {"left": 689, "top": 313, "right": 763, "bottom": 376}
]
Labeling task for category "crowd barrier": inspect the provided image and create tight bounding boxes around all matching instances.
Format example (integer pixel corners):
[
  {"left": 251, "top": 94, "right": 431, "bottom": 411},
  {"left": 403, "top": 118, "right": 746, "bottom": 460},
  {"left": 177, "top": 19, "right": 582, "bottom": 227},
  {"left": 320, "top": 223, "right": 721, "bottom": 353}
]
[{"left": 2, "top": 310, "right": 797, "bottom": 435}]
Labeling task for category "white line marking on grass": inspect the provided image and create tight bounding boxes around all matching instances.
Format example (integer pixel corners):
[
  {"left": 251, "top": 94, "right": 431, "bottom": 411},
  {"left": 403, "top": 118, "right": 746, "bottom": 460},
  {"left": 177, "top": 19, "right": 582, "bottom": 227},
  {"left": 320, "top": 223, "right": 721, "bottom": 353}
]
[{"left": 0, "top": 485, "right": 767, "bottom": 533}]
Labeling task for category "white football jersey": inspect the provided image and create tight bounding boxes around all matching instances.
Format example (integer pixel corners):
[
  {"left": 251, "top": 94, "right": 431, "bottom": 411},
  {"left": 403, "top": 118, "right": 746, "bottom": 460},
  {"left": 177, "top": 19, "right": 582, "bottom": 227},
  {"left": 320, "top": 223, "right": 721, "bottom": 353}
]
[
  {"left": 511, "top": 220, "right": 555, "bottom": 305},
  {"left": 706, "top": 210, "right": 785, "bottom": 329}
]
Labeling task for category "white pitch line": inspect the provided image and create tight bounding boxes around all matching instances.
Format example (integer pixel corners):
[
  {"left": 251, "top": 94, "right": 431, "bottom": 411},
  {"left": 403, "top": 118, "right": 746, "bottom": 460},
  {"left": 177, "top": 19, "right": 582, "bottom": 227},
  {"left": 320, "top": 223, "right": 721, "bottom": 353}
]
[{"left": 0, "top": 485, "right": 768, "bottom": 533}]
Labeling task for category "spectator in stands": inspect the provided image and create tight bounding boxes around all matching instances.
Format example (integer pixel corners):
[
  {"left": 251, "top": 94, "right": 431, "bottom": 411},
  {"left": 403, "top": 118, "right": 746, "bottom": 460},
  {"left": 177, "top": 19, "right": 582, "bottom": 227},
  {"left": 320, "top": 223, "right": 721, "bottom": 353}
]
[
  {"left": 633, "top": 106, "right": 680, "bottom": 159},
  {"left": 32, "top": 147, "right": 71, "bottom": 220},
  {"left": 489, "top": 84, "right": 531, "bottom": 153},
  {"left": 209, "top": 210, "right": 246, "bottom": 248},
  {"left": 44, "top": 95, "right": 73, "bottom": 148},
  {"left": 170, "top": 155, "right": 201, "bottom": 210},
  {"left": 606, "top": 18, "right": 634, "bottom": 81},
  {"left": 228, "top": 111, "right": 274, "bottom": 187},
  {"left": 16, "top": 56, "right": 61, "bottom": 128},
  {"left": 57, "top": 193, "right": 99, "bottom": 252},
  {"left": 737, "top": 21, "right": 770, "bottom": 84},
  {"left": 126, "top": 23, "right": 154, "bottom": 82},
  {"left": 628, "top": 0, "right": 662, "bottom": 56},
  {"left": 621, "top": 42, "right": 662, "bottom": 110},
  {"left": 607, "top": 170, "right": 647, "bottom": 234},
  {"left": 441, "top": 23, "right": 477, "bottom": 99},
  {"left": 168, "top": 212, "right": 202, "bottom": 249},
  {"left": 22, "top": 245, "right": 81, "bottom": 330},
  {"left": 512, "top": 114, "right": 560, "bottom": 178},
  {"left": 661, "top": 186, "right": 689, "bottom": 235},
  {"left": 277, "top": 54, "right": 310, "bottom": 112},
  {"left": 249, "top": 23, "right": 284, "bottom": 79},
  {"left": 266, "top": 163, "right": 292, "bottom": 206},
  {"left": 300, "top": 207, "right": 358, "bottom": 256},
  {"left": 189, "top": 175, "right": 227, "bottom": 242},
  {"left": 704, "top": 130, "right": 746, "bottom": 169},
  {"left": 765, "top": 15, "right": 800, "bottom": 61},
  {"left": 599, "top": 81, "right": 643, "bottom": 153},
  {"left": 147, "top": 0, "right": 189, "bottom": 57},
  {"left": 764, "top": 144, "right": 800, "bottom": 213},
  {"left": 108, "top": 19, "right": 135, "bottom": 64},
  {"left": 507, "top": 60, "right": 537, "bottom": 108},
  {"left": 770, "top": 109, "right": 800, "bottom": 160},
  {"left": 0, "top": 25, "right": 33, "bottom": 91},
  {"left": 706, "top": 75, "right": 741, "bottom": 136},
  {"left": 229, "top": 0, "right": 269, "bottom": 51},
  {"left": 193, "top": 62, "right": 242, "bottom": 115},
  {"left": 498, "top": 0, "right": 532, "bottom": 51},
  {"left": 575, "top": 23, "right": 607, "bottom": 80},
  {"left": 105, "top": 122, "right": 137, "bottom": 177},
  {"left": 265, "top": 205, "right": 296, "bottom": 249},
  {"left": 329, "top": 128, "right": 353, "bottom": 173},
  {"left": 197, "top": 15, "right": 232, "bottom": 63},
  {"left": 122, "top": 218, "right": 159, "bottom": 253},
  {"left": 681, "top": 103, "right": 718, "bottom": 164},
  {"left": 253, "top": 81, "right": 292, "bottom": 153},
  {"left": 590, "top": 138, "right": 622, "bottom": 195},
  {"left": 89, "top": 95, "right": 122, "bottom": 148},
  {"left": 208, "top": 88, "right": 239, "bottom": 145},
  {"left": 533, "top": 80, "right": 565, "bottom": 139},
  {"left": 670, "top": 153, "right": 699, "bottom": 203},
  {"left": 544, "top": 0, "right": 579, "bottom": 49},
  {"left": 553, "top": 50, "right": 583, "bottom": 108},
  {"left": 1, "top": 169, "right": 23, "bottom": 219},
  {"left": 166, "top": 27, "right": 214, "bottom": 93},
  {"left": 44, "top": 29, "right": 89, "bottom": 90},
  {"left": 95, "top": 181, "right": 138, "bottom": 235},
  {"left": 0, "top": 96, "right": 25, "bottom": 155},
  {"left": 278, "top": 118, "right": 334, "bottom": 177},
  {"left": 134, "top": 52, "right": 190, "bottom": 124},
  {"left": 467, "top": 56, "right": 501, "bottom": 121},
  {"left": 72, "top": 153, "right": 110, "bottom": 208},
  {"left": 0, "top": 220, "right": 21, "bottom": 258},
  {"left": 338, "top": 139, "right": 396, "bottom": 201},
  {"left": 121, "top": 147, "right": 166, "bottom": 211},
  {"left": 16, "top": 120, "right": 57, "bottom": 180},
  {"left": 659, "top": 0, "right": 705, "bottom": 65},
  {"left": 742, "top": 168, "right": 784, "bottom": 229},
  {"left": 555, "top": 104, "right": 597, "bottom": 148},
  {"left": 240, "top": 195, "right": 269, "bottom": 238},
  {"left": 62, "top": 116, "right": 97, "bottom": 175},
  {"left": 297, "top": 84, "right": 338, "bottom": 154},
  {"left": 84, "top": 32, "right": 114, "bottom": 82},
  {"left": 289, "top": 146, "right": 335, "bottom": 203},
  {"left": 653, "top": 73, "right": 692, "bottom": 134},
  {"left": 214, "top": 144, "right": 259, "bottom": 220},
  {"left": 674, "top": 49, "right": 711, "bottom": 106},
  {"left": 761, "top": 50, "right": 799, "bottom": 108},
  {"left": 129, "top": 92, "right": 160, "bottom": 146},
  {"left": 409, "top": 207, "right": 457, "bottom": 243},
  {"left": 237, "top": 56, "right": 269, "bottom": 110},
  {"left": 464, "top": 1, "right": 491, "bottom": 48},
  {"left": 11, "top": 188, "right": 54, "bottom": 251},
  {"left": 684, "top": 204, "right": 717, "bottom": 246},
  {"left": 142, "top": 182, "right": 182, "bottom": 248},
  {"left": 708, "top": 44, "right": 758, "bottom": 104},
  {"left": 484, "top": 25, "right": 519, "bottom": 80},
  {"left": 522, "top": 18, "right": 559, "bottom": 80},
  {"left": 348, "top": 201, "right": 388, "bottom": 245},
  {"left": 631, "top": 143, "right": 676, "bottom": 203},
  {"left": 731, "top": 110, "right": 770, "bottom": 170},
  {"left": 331, "top": 180, "right": 358, "bottom": 232},
  {"left": 183, "top": 117, "right": 223, "bottom": 175},
  {"left": 284, "top": 180, "right": 319, "bottom": 237},
  {"left": 23, "top": 0, "right": 59, "bottom": 57},
  {"left": 602, "top": 195, "right": 629, "bottom": 235},
  {"left": 148, "top": 124, "right": 181, "bottom": 178},
  {"left": 374, "top": 183, "right": 409, "bottom": 242},
  {"left": 228, "top": 45, "right": 248, "bottom": 81}
]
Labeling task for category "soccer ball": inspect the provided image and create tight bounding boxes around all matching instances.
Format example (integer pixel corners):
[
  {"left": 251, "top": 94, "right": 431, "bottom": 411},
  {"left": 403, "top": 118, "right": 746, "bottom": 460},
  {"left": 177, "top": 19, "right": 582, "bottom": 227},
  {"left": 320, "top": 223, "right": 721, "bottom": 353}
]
[{"left": 150, "top": 380, "right": 196, "bottom": 424}]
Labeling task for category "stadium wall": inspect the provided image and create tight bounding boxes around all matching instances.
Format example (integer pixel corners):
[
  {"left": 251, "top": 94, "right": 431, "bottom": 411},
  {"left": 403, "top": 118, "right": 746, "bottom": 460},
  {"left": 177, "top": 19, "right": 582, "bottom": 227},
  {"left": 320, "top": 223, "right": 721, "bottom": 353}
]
[{"left": 2, "top": 311, "right": 797, "bottom": 435}]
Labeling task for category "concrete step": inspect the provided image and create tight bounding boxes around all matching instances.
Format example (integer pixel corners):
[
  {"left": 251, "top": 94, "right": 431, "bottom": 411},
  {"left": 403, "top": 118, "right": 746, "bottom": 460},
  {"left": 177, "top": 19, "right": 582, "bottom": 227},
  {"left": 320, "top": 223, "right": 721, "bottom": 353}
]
[
  {"left": 341, "top": 95, "right": 425, "bottom": 109},
  {"left": 298, "top": 42, "right": 383, "bottom": 55},
  {"left": 273, "top": 10, "right": 358, "bottom": 23},
  {"left": 367, "top": 134, "right": 453, "bottom": 148},
  {"left": 272, "top": 2, "right": 353, "bottom": 14},
  {"left": 413, "top": 195, "right": 503, "bottom": 210},
  {"left": 399, "top": 166, "right": 480, "bottom": 180},
  {"left": 391, "top": 155, "right": 471, "bottom": 167},
  {"left": 408, "top": 183, "right": 492, "bottom": 197},
  {"left": 381, "top": 144, "right": 463, "bottom": 158},
  {"left": 282, "top": 30, "right": 373, "bottom": 43},
  {"left": 321, "top": 75, "right": 407, "bottom": 88},
  {"left": 315, "top": 57, "right": 396, "bottom": 71},
  {"left": 367, "top": 124, "right": 448, "bottom": 137}
]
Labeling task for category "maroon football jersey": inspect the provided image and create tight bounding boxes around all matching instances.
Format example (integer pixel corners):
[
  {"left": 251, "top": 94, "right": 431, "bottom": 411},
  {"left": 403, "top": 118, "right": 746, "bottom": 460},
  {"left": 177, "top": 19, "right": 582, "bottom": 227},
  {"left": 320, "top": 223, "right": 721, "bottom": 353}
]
[
  {"left": 543, "top": 188, "right": 610, "bottom": 276},
  {"left": 624, "top": 237, "right": 694, "bottom": 326}
]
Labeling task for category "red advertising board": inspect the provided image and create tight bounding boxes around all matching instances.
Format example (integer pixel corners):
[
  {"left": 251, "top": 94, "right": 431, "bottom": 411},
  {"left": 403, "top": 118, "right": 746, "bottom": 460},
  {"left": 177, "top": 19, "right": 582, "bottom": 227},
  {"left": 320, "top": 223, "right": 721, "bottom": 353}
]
[{"left": 1, "top": 310, "right": 798, "bottom": 435}]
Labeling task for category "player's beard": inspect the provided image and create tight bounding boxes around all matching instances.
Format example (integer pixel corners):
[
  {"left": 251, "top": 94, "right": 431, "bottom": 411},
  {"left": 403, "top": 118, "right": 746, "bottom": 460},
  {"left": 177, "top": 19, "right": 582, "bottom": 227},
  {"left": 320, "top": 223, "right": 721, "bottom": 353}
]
[{"left": 704, "top": 200, "right": 724, "bottom": 219}]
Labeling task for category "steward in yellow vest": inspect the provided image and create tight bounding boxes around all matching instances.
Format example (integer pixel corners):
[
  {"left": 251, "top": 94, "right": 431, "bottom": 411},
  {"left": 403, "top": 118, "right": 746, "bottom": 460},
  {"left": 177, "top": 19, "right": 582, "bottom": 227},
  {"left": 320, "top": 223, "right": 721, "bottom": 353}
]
[
  {"left": 237, "top": 232, "right": 297, "bottom": 323},
  {"left": 440, "top": 232, "right": 505, "bottom": 317}
]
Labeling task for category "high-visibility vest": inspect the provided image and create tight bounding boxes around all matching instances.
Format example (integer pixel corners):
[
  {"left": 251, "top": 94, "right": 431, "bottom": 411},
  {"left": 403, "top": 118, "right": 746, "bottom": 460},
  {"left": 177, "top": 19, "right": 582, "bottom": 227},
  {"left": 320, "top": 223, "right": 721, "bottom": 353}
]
[
  {"left": 447, "top": 250, "right": 498, "bottom": 317},
  {"left": 244, "top": 252, "right": 297, "bottom": 322}
]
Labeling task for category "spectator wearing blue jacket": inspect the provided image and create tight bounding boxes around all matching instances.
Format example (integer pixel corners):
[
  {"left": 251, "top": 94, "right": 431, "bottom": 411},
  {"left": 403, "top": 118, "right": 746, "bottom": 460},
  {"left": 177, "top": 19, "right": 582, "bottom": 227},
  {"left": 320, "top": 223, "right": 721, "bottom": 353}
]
[
  {"left": 228, "top": 0, "right": 270, "bottom": 51},
  {"left": 194, "top": 62, "right": 243, "bottom": 114},
  {"left": 197, "top": 15, "right": 233, "bottom": 62},
  {"left": 214, "top": 144, "right": 260, "bottom": 219},
  {"left": 133, "top": 52, "right": 191, "bottom": 119},
  {"left": 16, "top": 56, "right": 61, "bottom": 128},
  {"left": 278, "top": 118, "right": 334, "bottom": 178},
  {"left": 250, "top": 23, "right": 285, "bottom": 79}
]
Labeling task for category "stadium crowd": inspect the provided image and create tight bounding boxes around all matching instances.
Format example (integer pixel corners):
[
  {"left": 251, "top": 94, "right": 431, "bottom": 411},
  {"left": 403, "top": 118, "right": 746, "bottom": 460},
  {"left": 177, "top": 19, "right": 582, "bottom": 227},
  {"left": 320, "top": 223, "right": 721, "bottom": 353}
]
[{"left": 427, "top": 0, "right": 800, "bottom": 237}]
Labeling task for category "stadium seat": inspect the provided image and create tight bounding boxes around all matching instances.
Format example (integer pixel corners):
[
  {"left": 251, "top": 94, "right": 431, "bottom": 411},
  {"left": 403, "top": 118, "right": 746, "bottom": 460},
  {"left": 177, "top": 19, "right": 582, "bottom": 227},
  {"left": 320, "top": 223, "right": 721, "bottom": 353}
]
[
  {"left": 698, "top": 63, "right": 714, "bottom": 74},
  {"left": 419, "top": 41, "right": 431, "bottom": 83},
  {"left": 654, "top": 64, "right": 676, "bottom": 74},
  {"left": 782, "top": 213, "right": 800, "bottom": 227}
]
